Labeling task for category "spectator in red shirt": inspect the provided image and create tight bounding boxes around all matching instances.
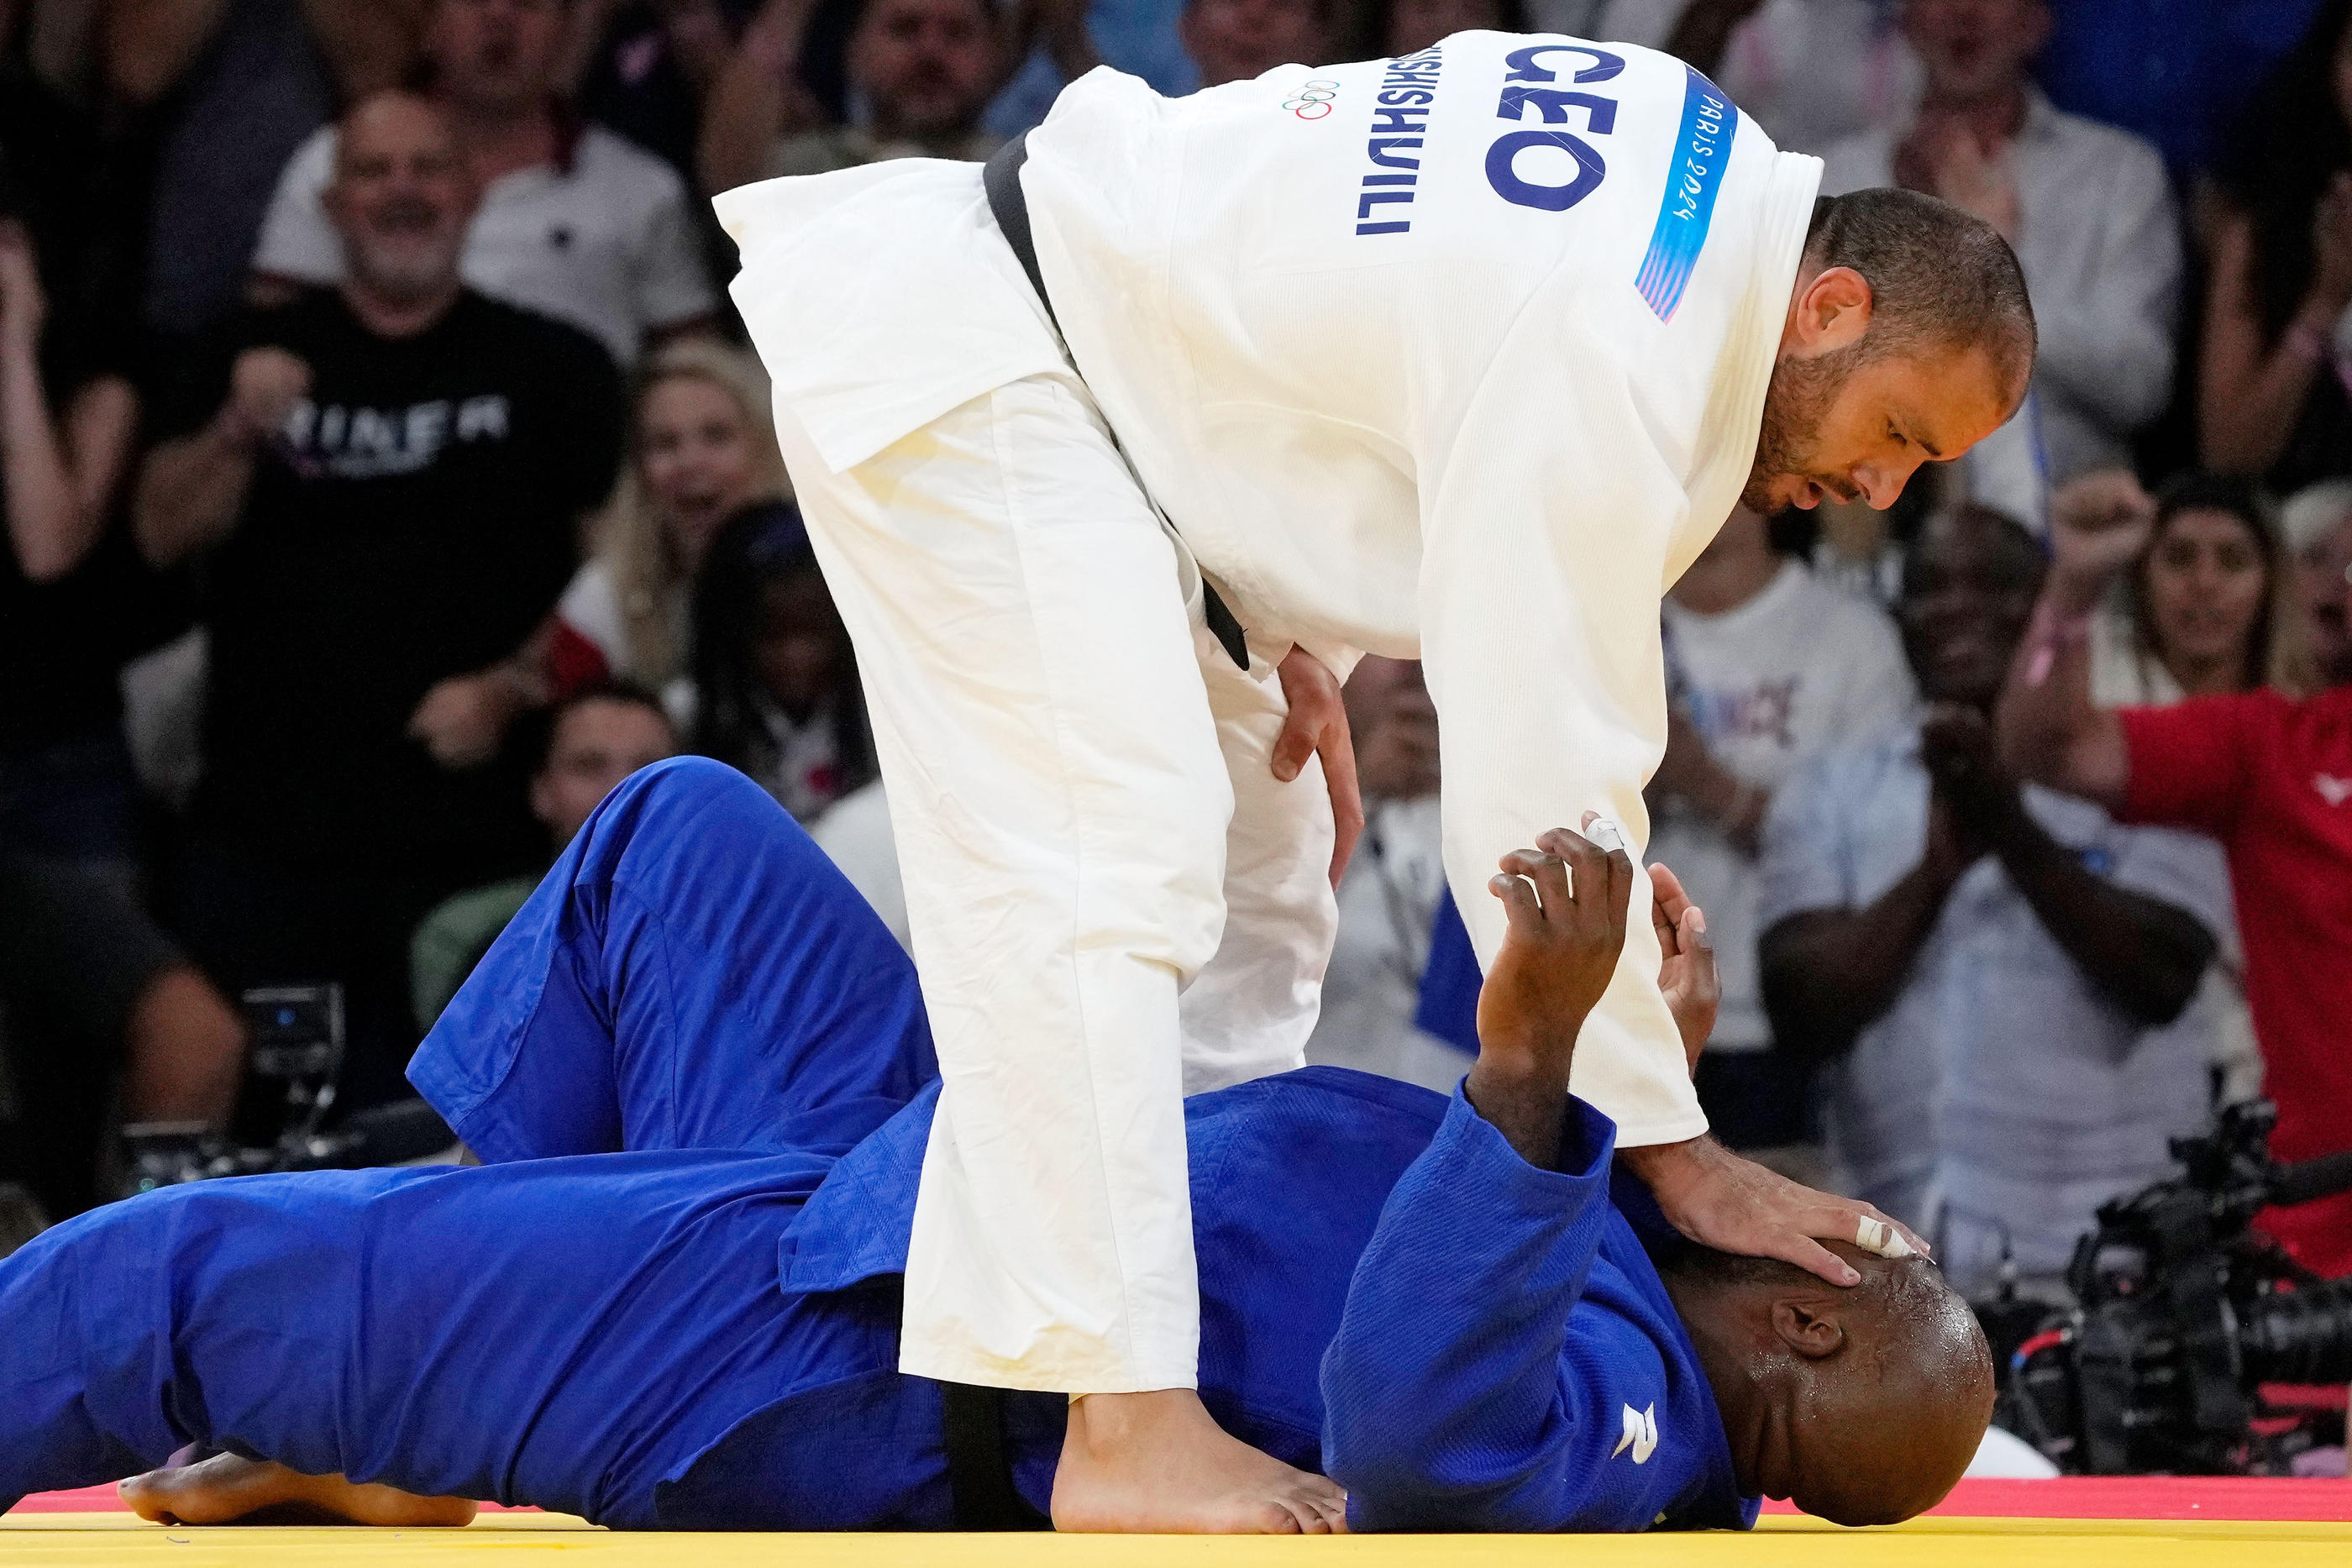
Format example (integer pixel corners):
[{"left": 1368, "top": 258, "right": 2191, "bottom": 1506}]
[{"left": 1998, "top": 469, "right": 2352, "bottom": 1277}]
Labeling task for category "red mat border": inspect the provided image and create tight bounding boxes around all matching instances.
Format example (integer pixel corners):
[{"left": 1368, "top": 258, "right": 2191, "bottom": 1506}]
[{"left": 11, "top": 1477, "right": 2349, "bottom": 1522}]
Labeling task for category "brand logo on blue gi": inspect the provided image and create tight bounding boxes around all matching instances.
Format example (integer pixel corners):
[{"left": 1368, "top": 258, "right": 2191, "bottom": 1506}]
[
  {"left": 1612, "top": 1403, "right": 1659, "bottom": 1464},
  {"left": 1284, "top": 78, "right": 1341, "bottom": 119}
]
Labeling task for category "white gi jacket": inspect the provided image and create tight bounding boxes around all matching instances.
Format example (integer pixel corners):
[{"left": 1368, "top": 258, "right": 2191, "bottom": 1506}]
[{"left": 720, "top": 31, "right": 1821, "bottom": 1145}]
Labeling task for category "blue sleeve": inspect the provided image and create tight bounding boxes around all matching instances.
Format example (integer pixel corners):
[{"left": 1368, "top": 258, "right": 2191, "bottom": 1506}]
[
  {"left": 1411, "top": 889, "right": 1483, "bottom": 1056},
  {"left": 1320, "top": 1088, "right": 1693, "bottom": 1532}
]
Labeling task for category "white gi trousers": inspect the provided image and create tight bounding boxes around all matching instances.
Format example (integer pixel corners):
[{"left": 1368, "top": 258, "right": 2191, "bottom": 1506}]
[{"left": 775, "top": 370, "right": 1338, "bottom": 1393}]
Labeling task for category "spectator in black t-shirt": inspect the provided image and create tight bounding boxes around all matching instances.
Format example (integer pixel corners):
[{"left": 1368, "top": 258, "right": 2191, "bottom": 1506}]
[
  {"left": 1, "top": 20, "right": 150, "bottom": 873},
  {"left": 132, "top": 88, "right": 623, "bottom": 1112}
]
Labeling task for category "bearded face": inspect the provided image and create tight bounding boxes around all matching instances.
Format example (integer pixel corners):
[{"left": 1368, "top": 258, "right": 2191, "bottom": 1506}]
[{"left": 1741, "top": 341, "right": 1870, "bottom": 516}]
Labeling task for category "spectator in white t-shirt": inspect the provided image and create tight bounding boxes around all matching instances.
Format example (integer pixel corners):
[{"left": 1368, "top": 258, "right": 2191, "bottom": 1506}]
[
  {"left": 1648, "top": 504, "right": 1914, "bottom": 1172},
  {"left": 249, "top": 0, "right": 717, "bottom": 366},
  {"left": 549, "top": 339, "right": 787, "bottom": 711},
  {"left": 1817, "top": 0, "right": 2181, "bottom": 485},
  {"left": 1596, "top": 0, "right": 1919, "bottom": 155},
  {"left": 1303, "top": 656, "right": 1461, "bottom": 1093},
  {"left": 810, "top": 779, "right": 909, "bottom": 947}
]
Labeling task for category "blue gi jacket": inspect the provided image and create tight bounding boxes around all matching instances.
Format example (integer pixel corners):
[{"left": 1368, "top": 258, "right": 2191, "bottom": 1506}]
[
  {"left": 0, "top": 759, "right": 1756, "bottom": 1535},
  {"left": 655, "top": 1068, "right": 1753, "bottom": 1534}
]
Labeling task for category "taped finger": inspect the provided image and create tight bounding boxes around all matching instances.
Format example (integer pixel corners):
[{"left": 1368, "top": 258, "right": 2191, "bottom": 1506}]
[{"left": 1854, "top": 1214, "right": 1916, "bottom": 1259}]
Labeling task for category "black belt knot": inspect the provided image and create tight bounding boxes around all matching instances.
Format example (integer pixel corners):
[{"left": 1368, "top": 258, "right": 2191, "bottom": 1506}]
[{"left": 940, "top": 1381, "right": 1052, "bottom": 1530}]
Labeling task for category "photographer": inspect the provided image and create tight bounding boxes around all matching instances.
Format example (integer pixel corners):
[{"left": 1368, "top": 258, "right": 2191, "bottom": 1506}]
[
  {"left": 1758, "top": 506, "right": 2228, "bottom": 1300},
  {"left": 134, "top": 89, "right": 622, "bottom": 1114}
]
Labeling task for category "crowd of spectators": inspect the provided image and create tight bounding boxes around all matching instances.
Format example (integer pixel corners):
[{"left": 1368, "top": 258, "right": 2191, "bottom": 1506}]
[{"left": 2, "top": 0, "right": 2349, "bottom": 1341}]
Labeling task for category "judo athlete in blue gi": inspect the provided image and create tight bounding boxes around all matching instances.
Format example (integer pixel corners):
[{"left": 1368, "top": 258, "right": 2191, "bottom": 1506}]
[{"left": 0, "top": 760, "right": 1993, "bottom": 1533}]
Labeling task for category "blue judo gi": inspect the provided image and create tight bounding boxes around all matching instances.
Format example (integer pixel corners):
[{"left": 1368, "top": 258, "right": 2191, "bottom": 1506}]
[{"left": 0, "top": 759, "right": 1756, "bottom": 1534}]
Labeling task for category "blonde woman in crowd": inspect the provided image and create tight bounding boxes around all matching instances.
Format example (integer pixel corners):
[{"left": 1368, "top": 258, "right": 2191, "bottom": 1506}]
[{"left": 552, "top": 340, "right": 790, "bottom": 713}]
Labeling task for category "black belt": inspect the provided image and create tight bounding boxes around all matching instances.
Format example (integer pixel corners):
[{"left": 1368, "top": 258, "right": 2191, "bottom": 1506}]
[
  {"left": 982, "top": 135, "right": 1252, "bottom": 673},
  {"left": 940, "top": 1381, "right": 1052, "bottom": 1530}
]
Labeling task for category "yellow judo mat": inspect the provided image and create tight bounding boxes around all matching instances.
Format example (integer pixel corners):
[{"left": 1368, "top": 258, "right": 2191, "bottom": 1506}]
[{"left": 10, "top": 1510, "right": 2352, "bottom": 1567}]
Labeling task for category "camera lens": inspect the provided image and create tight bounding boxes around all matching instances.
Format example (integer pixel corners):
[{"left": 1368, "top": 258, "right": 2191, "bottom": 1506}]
[{"left": 2238, "top": 1277, "right": 2352, "bottom": 1385}]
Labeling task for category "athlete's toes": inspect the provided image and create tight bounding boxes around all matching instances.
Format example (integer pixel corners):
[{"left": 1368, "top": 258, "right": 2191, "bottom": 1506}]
[
  {"left": 116, "top": 1469, "right": 181, "bottom": 1524},
  {"left": 1247, "top": 1497, "right": 1308, "bottom": 1534},
  {"left": 118, "top": 1454, "right": 284, "bottom": 1525}
]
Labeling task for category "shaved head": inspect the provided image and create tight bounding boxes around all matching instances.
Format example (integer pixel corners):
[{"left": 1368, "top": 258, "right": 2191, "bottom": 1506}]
[{"left": 1663, "top": 1240, "right": 1993, "bottom": 1525}]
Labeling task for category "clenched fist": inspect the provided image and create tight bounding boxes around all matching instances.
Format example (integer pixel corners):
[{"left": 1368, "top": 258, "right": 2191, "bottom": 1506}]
[
  {"left": 2047, "top": 469, "right": 2155, "bottom": 611},
  {"left": 223, "top": 348, "right": 312, "bottom": 447}
]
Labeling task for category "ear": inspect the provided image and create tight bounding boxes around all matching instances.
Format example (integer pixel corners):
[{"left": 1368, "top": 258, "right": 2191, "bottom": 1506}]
[
  {"left": 1789, "top": 266, "right": 1874, "bottom": 359},
  {"left": 1771, "top": 1298, "right": 1848, "bottom": 1361}
]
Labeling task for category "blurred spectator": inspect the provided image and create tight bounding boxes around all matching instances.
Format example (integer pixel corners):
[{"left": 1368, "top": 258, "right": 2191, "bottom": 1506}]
[
  {"left": 698, "top": 0, "right": 1001, "bottom": 196},
  {"left": 2282, "top": 478, "right": 2352, "bottom": 664},
  {"left": 3, "top": 855, "right": 247, "bottom": 1223},
  {"left": 2034, "top": 0, "right": 2325, "bottom": 184},
  {"left": 2092, "top": 475, "right": 2291, "bottom": 707},
  {"left": 1760, "top": 505, "right": 2225, "bottom": 1297},
  {"left": 686, "top": 501, "right": 874, "bottom": 821},
  {"left": 134, "top": 92, "right": 623, "bottom": 1110},
  {"left": 2000, "top": 470, "right": 2352, "bottom": 1277},
  {"left": 252, "top": 0, "right": 717, "bottom": 367},
  {"left": 809, "top": 776, "right": 906, "bottom": 943},
  {"left": 1649, "top": 503, "right": 1913, "bottom": 1167},
  {"left": 573, "top": 0, "right": 753, "bottom": 182},
  {"left": 5, "top": 0, "right": 114, "bottom": 333},
  {"left": 1366, "top": 0, "right": 1523, "bottom": 57},
  {"left": 983, "top": 0, "right": 1201, "bottom": 137},
  {"left": 552, "top": 338, "right": 788, "bottom": 707},
  {"left": 1178, "top": 0, "right": 1326, "bottom": 88},
  {"left": 2200, "top": 0, "right": 2352, "bottom": 495},
  {"left": 2, "top": 191, "right": 144, "bottom": 871},
  {"left": 2088, "top": 473, "right": 2282, "bottom": 1112},
  {"left": 1599, "top": 0, "right": 1919, "bottom": 156},
  {"left": 107, "top": 0, "right": 425, "bottom": 338},
  {"left": 1303, "top": 656, "right": 1460, "bottom": 1092},
  {"left": 1807, "top": 493, "right": 1915, "bottom": 610},
  {"left": 410, "top": 682, "right": 677, "bottom": 1028},
  {"left": 1819, "top": 0, "right": 2181, "bottom": 487}
]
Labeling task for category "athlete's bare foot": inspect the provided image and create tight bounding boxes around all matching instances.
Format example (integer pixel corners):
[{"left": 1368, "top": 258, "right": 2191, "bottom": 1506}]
[
  {"left": 1050, "top": 1387, "right": 1347, "bottom": 1534},
  {"left": 118, "top": 1452, "right": 477, "bottom": 1527}
]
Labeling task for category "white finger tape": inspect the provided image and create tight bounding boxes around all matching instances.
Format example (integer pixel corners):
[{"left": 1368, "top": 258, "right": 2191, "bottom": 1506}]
[
  {"left": 1854, "top": 1216, "right": 1915, "bottom": 1259},
  {"left": 1587, "top": 816, "right": 1629, "bottom": 855}
]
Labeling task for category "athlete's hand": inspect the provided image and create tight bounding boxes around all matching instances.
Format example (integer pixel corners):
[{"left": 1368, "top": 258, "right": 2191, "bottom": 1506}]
[
  {"left": 1273, "top": 647, "right": 1363, "bottom": 887},
  {"left": 1648, "top": 862, "right": 1716, "bottom": 1077},
  {"left": 1467, "top": 822, "right": 1634, "bottom": 1167},
  {"left": 1620, "top": 1136, "right": 1929, "bottom": 1286}
]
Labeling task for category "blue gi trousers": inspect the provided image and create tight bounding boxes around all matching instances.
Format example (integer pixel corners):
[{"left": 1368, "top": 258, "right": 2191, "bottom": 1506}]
[{"left": 0, "top": 759, "right": 943, "bottom": 1526}]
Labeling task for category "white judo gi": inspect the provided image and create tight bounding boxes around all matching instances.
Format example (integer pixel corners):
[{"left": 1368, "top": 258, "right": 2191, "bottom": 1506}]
[{"left": 716, "top": 30, "right": 1822, "bottom": 1395}]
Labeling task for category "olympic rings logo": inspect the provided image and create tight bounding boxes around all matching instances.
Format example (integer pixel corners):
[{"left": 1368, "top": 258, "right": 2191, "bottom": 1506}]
[{"left": 1283, "top": 79, "right": 1341, "bottom": 119}]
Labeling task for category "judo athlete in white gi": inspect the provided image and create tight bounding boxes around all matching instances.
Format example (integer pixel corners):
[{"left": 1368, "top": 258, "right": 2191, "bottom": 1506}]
[{"left": 716, "top": 29, "right": 2034, "bottom": 1530}]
